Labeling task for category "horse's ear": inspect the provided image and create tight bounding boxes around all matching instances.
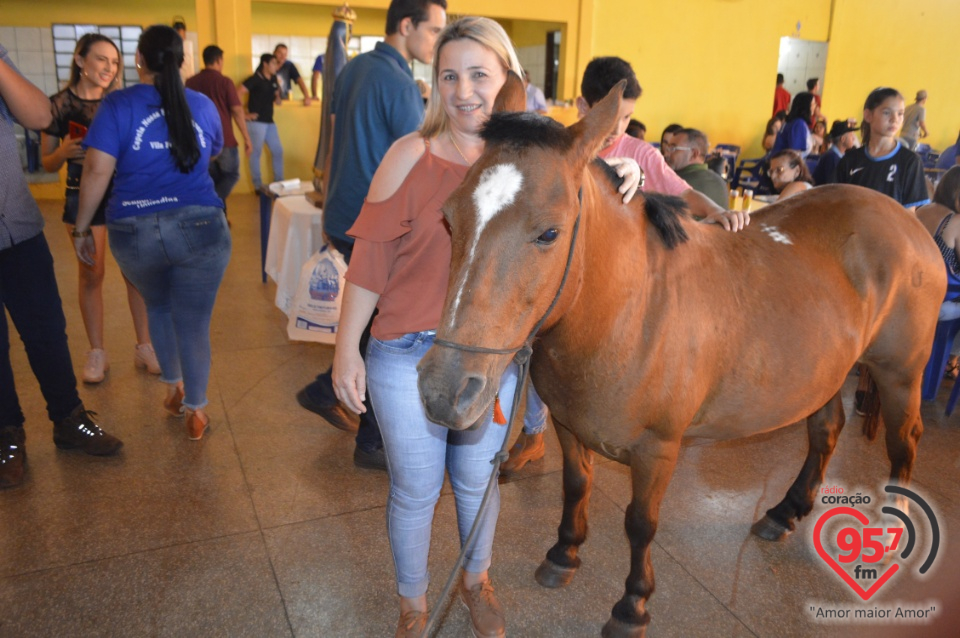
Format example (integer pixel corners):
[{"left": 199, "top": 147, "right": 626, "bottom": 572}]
[
  {"left": 568, "top": 79, "right": 626, "bottom": 166},
  {"left": 493, "top": 71, "right": 526, "bottom": 113}
]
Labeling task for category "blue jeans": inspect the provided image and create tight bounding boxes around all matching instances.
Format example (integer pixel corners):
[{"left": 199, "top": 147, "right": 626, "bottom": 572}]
[
  {"left": 366, "top": 330, "right": 518, "bottom": 598},
  {"left": 209, "top": 146, "right": 241, "bottom": 202},
  {"left": 0, "top": 232, "right": 82, "bottom": 427},
  {"left": 247, "top": 122, "right": 283, "bottom": 189},
  {"left": 523, "top": 381, "right": 548, "bottom": 435},
  {"left": 107, "top": 206, "right": 231, "bottom": 410}
]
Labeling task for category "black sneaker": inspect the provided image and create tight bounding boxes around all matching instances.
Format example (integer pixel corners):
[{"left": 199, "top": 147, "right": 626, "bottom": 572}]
[
  {"left": 53, "top": 406, "right": 123, "bottom": 456},
  {"left": 0, "top": 427, "right": 26, "bottom": 488},
  {"left": 854, "top": 390, "right": 866, "bottom": 416},
  {"left": 296, "top": 388, "right": 359, "bottom": 433},
  {"left": 353, "top": 446, "right": 387, "bottom": 471}
]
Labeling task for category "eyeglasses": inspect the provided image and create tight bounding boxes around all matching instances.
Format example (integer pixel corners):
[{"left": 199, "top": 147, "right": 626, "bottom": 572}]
[
  {"left": 770, "top": 165, "right": 797, "bottom": 176},
  {"left": 664, "top": 145, "right": 692, "bottom": 152}
]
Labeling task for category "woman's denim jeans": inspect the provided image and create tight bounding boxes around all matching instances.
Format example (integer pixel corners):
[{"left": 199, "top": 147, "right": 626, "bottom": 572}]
[
  {"left": 108, "top": 206, "right": 231, "bottom": 410},
  {"left": 523, "top": 381, "right": 548, "bottom": 435},
  {"left": 247, "top": 121, "right": 283, "bottom": 189},
  {"left": 366, "top": 330, "right": 518, "bottom": 598}
]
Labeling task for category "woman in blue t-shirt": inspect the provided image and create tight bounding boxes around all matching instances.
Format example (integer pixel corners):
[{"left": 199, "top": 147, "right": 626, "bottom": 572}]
[
  {"left": 772, "top": 92, "right": 818, "bottom": 158},
  {"left": 72, "top": 25, "right": 231, "bottom": 441}
]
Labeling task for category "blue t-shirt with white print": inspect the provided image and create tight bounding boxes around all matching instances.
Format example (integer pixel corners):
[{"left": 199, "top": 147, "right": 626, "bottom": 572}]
[{"left": 84, "top": 83, "right": 223, "bottom": 219}]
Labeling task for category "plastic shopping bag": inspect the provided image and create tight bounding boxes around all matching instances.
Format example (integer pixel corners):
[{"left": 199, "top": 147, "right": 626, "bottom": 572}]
[{"left": 287, "top": 244, "right": 347, "bottom": 344}]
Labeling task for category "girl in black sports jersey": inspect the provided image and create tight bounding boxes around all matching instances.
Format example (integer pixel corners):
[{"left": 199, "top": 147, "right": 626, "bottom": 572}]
[
  {"left": 837, "top": 87, "right": 929, "bottom": 212},
  {"left": 840, "top": 87, "right": 931, "bottom": 415}
]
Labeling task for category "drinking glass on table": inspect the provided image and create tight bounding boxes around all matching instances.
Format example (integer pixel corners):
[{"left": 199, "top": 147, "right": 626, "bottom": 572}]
[{"left": 729, "top": 187, "right": 741, "bottom": 211}]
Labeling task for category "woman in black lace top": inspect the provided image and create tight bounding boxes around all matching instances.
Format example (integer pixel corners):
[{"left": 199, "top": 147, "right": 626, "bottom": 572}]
[{"left": 40, "top": 33, "right": 160, "bottom": 384}]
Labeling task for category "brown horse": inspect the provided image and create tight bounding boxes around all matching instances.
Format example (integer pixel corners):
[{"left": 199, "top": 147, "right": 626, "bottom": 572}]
[{"left": 417, "top": 77, "right": 944, "bottom": 637}]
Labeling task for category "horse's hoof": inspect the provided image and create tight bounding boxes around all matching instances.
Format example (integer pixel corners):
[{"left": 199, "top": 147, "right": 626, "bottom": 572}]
[
  {"left": 535, "top": 559, "right": 577, "bottom": 588},
  {"left": 601, "top": 616, "right": 647, "bottom": 638},
  {"left": 751, "top": 515, "right": 791, "bottom": 542}
]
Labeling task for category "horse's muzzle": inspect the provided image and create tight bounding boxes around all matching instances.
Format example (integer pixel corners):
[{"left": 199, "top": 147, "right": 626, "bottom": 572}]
[{"left": 417, "top": 349, "right": 496, "bottom": 431}]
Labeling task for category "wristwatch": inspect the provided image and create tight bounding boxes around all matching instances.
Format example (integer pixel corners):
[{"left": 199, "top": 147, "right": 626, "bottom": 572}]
[{"left": 71, "top": 228, "right": 92, "bottom": 238}]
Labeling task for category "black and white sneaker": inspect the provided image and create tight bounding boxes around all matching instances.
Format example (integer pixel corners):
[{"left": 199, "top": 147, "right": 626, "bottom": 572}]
[
  {"left": 53, "top": 406, "right": 123, "bottom": 456},
  {"left": 0, "top": 426, "right": 26, "bottom": 488}
]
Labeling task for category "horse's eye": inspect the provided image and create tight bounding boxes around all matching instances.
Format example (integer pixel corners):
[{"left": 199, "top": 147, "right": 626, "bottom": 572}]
[{"left": 536, "top": 228, "right": 559, "bottom": 245}]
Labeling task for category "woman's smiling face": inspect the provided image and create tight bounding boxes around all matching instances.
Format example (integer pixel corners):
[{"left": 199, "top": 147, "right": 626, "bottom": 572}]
[
  {"left": 77, "top": 41, "right": 120, "bottom": 89},
  {"left": 437, "top": 38, "right": 507, "bottom": 135}
]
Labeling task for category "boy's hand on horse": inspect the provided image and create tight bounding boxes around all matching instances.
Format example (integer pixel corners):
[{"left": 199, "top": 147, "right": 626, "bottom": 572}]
[
  {"left": 603, "top": 156, "right": 642, "bottom": 204},
  {"left": 703, "top": 207, "right": 750, "bottom": 232}
]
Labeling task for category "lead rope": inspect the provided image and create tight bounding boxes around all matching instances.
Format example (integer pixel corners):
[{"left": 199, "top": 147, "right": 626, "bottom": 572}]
[
  {"left": 420, "top": 346, "right": 531, "bottom": 638},
  {"left": 421, "top": 189, "right": 583, "bottom": 637}
]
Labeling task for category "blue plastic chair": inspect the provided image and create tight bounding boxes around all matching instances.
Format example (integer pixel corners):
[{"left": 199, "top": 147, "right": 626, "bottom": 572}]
[
  {"left": 936, "top": 145, "right": 957, "bottom": 170},
  {"left": 921, "top": 317, "right": 960, "bottom": 402},
  {"left": 922, "top": 281, "right": 960, "bottom": 403},
  {"left": 259, "top": 192, "right": 274, "bottom": 283},
  {"left": 732, "top": 157, "right": 763, "bottom": 192},
  {"left": 715, "top": 144, "right": 741, "bottom": 155},
  {"left": 947, "top": 372, "right": 960, "bottom": 416}
]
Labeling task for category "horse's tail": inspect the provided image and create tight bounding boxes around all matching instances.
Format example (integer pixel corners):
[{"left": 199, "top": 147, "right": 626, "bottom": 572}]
[{"left": 859, "top": 367, "right": 883, "bottom": 441}]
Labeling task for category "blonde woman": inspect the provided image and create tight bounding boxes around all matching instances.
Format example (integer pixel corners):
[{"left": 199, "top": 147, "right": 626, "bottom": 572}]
[
  {"left": 332, "top": 17, "right": 642, "bottom": 637},
  {"left": 41, "top": 34, "right": 159, "bottom": 383}
]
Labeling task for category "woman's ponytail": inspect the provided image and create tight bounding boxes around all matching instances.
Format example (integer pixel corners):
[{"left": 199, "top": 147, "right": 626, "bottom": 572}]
[{"left": 139, "top": 25, "right": 200, "bottom": 173}]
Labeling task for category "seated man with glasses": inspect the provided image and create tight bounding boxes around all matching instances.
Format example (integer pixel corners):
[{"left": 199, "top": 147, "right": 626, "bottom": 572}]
[{"left": 664, "top": 128, "right": 729, "bottom": 208}]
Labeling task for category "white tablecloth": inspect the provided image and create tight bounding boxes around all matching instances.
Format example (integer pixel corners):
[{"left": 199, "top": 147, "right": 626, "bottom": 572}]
[{"left": 264, "top": 195, "right": 325, "bottom": 315}]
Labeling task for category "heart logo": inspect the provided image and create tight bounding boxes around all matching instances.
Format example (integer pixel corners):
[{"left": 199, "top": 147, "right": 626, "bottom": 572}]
[{"left": 813, "top": 506, "right": 899, "bottom": 600}]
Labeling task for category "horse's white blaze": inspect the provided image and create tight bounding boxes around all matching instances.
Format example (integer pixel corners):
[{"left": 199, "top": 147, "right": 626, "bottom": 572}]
[
  {"left": 448, "top": 163, "right": 524, "bottom": 327},
  {"left": 760, "top": 223, "right": 793, "bottom": 245}
]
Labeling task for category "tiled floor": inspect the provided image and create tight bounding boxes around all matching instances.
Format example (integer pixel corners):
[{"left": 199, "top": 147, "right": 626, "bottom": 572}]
[{"left": 2, "top": 196, "right": 959, "bottom": 637}]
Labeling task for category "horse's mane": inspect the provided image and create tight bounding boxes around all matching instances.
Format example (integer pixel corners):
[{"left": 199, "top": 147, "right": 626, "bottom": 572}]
[
  {"left": 480, "top": 112, "right": 573, "bottom": 151},
  {"left": 482, "top": 112, "right": 689, "bottom": 250},
  {"left": 592, "top": 159, "right": 689, "bottom": 250}
]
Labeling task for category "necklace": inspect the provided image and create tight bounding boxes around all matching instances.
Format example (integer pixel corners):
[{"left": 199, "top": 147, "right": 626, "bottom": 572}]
[{"left": 449, "top": 132, "right": 472, "bottom": 165}]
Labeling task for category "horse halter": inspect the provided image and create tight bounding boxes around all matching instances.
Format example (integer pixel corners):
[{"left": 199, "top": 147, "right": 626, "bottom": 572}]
[
  {"left": 432, "top": 188, "right": 584, "bottom": 365},
  {"left": 420, "top": 189, "right": 583, "bottom": 638}
]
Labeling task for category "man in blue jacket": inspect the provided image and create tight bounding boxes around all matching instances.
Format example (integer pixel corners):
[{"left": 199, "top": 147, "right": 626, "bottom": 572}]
[{"left": 297, "top": 0, "right": 447, "bottom": 470}]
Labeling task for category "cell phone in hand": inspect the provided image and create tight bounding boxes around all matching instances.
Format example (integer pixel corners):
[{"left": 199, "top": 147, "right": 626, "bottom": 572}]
[{"left": 68, "top": 122, "right": 88, "bottom": 139}]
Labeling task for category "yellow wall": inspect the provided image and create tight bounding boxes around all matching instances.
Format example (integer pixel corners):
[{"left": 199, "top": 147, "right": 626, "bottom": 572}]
[
  {"left": 823, "top": 0, "right": 959, "bottom": 153},
  {"left": 506, "top": 19, "right": 565, "bottom": 48},
  {"left": 250, "top": 2, "right": 386, "bottom": 38},
  {"left": 590, "top": 0, "right": 833, "bottom": 158},
  {"left": 2, "top": 0, "right": 197, "bottom": 27}
]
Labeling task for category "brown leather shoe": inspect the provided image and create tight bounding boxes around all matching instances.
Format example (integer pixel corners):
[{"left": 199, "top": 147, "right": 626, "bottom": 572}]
[
  {"left": 395, "top": 609, "right": 427, "bottom": 638},
  {"left": 186, "top": 410, "right": 210, "bottom": 441},
  {"left": 459, "top": 580, "right": 505, "bottom": 638},
  {"left": 499, "top": 431, "right": 545, "bottom": 476},
  {"left": 296, "top": 388, "right": 359, "bottom": 433},
  {"left": 163, "top": 386, "right": 184, "bottom": 417}
]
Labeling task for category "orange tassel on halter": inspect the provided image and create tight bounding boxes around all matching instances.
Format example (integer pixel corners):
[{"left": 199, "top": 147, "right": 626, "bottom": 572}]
[{"left": 493, "top": 394, "right": 507, "bottom": 425}]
